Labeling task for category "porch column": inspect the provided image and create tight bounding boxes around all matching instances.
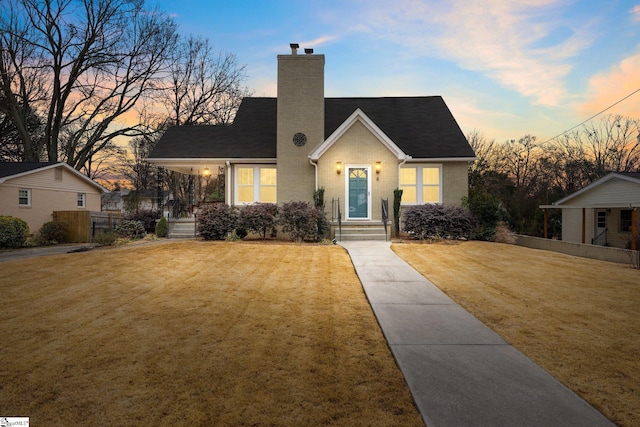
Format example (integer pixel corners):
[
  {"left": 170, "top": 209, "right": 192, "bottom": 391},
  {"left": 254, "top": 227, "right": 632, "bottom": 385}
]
[
  {"left": 632, "top": 208, "right": 637, "bottom": 251},
  {"left": 581, "top": 208, "right": 586, "bottom": 244},
  {"left": 543, "top": 208, "right": 548, "bottom": 239}
]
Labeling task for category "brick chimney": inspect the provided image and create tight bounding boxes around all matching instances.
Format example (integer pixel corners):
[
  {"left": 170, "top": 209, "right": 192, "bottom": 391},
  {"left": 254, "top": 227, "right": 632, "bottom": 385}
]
[{"left": 276, "top": 43, "right": 325, "bottom": 203}]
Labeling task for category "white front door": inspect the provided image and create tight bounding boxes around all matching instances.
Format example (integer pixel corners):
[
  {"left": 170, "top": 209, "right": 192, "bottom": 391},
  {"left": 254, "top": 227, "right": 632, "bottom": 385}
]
[
  {"left": 594, "top": 209, "right": 607, "bottom": 245},
  {"left": 346, "top": 166, "right": 371, "bottom": 220}
]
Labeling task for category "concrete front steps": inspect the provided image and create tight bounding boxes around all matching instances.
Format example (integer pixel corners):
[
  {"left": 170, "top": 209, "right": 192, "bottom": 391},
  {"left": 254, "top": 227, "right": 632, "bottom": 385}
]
[
  {"left": 332, "top": 223, "right": 389, "bottom": 241},
  {"left": 168, "top": 218, "right": 197, "bottom": 238}
]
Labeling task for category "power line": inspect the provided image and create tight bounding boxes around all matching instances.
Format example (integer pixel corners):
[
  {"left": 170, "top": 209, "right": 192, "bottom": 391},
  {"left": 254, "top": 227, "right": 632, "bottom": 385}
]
[{"left": 541, "top": 86, "right": 640, "bottom": 144}]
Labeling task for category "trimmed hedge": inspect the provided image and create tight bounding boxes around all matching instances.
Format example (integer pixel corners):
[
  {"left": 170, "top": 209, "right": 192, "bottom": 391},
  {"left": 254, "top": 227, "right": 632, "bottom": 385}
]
[
  {"left": 279, "top": 201, "right": 323, "bottom": 243},
  {"left": 403, "top": 204, "right": 475, "bottom": 240},
  {"left": 197, "top": 204, "right": 238, "bottom": 240},
  {"left": 124, "top": 210, "right": 161, "bottom": 233},
  {"left": 115, "top": 220, "right": 146, "bottom": 239},
  {"left": 238, "top": 203, "right": 278, "bottom": 239},
  {"left": 0, "top": 216, "right": 29, "bottom": 248},
  {"left": 39, "top": 221, "right": 68, "bottom": 245}
]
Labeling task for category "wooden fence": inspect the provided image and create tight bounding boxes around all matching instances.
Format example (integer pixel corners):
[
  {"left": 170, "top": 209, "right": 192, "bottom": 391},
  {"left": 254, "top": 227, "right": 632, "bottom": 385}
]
[{"left": 53, "top": 211, "right": 121, "bottom": 243}]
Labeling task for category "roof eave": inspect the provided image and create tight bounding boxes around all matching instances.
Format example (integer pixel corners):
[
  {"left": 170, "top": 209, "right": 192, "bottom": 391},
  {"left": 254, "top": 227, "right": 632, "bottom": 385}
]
[{"left": 406, "top": 157, "right": 476, "bottom": 162}]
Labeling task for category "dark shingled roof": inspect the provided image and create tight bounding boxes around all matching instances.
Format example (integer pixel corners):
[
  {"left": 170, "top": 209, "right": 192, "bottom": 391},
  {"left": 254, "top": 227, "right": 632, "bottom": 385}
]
[
  {"left": 619, "top": 172, "right": 640, "bottom": 180},
  {"left": 0, "top": 162, "right": 58, "bottom": 179},
  {"left": 149, "top": 96, "right": 474, "bottom": 160}
]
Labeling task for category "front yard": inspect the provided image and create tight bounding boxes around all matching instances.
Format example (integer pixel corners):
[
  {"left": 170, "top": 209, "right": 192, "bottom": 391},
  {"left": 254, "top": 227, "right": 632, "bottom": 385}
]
[
  {"left": 1, "top": 240, "right": 637, "bottom": 426},
  {"left": 394, "top": 241, "right": 639, "bottom": 427},
  {"left": 0, "top": 241, "right": 423, "bottom": 426}
]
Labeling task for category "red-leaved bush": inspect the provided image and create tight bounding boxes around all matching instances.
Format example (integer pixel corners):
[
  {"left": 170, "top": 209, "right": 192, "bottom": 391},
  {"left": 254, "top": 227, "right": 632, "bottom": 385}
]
[
  {"left": 403, "top": 204, "right": 475, "bottom": 240},
  {"left": 198, "top": 204, "right": 239, "bottom": 240},
  {"left": 238, "top": 203, "right": 278, "bottom": 239},
  {"left": 279, "top": 201, "right": 323, "bottom": 243}
]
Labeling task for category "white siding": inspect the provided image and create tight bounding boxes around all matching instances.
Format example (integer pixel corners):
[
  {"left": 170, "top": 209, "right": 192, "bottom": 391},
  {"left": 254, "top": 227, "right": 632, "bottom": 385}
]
[{"left": 562, "top": 178, "right": 640, "bottom": 207}]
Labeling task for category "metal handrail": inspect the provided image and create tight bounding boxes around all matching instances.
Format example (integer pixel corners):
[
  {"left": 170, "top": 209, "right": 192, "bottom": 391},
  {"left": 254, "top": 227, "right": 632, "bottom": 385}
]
[
  {"left": 337, "top": 198, "right": 342, "bottom": 242},
  {"left": 381, "top": 198, "right": 389, "bottom": 241}
]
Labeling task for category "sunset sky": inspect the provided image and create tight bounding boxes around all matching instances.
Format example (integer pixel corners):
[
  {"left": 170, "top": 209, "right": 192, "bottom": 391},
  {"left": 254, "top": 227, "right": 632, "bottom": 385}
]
[{"left": 151, "top": 0, "right": 640, "bottom": 142}]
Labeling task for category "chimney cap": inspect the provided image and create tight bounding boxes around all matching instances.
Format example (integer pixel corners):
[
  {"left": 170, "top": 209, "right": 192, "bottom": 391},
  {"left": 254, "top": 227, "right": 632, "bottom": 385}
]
[
  {"left": 289, "top": 43, "right": 299, "bottom": 49},
  {"left": 304, "top": 48, "right": 314, "bottom": 54}
]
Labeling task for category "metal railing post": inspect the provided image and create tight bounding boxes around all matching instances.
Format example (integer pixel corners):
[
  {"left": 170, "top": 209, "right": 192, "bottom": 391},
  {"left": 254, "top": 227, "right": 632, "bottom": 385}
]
[
  {"left": 337, "top": 198, "right": 342, "bottom": 242},
  {"left": 381, "top": 198, "right": 389, "bottom": 241}
]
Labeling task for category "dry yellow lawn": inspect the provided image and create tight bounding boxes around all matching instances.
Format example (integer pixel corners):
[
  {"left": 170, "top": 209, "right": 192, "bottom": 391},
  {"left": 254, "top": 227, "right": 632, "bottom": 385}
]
[
  {"left": 0, "top": 241, "right": 424, "bottom": 426},
  {"left": 393, "top": 241, "right": 639, "bottom": 427}
]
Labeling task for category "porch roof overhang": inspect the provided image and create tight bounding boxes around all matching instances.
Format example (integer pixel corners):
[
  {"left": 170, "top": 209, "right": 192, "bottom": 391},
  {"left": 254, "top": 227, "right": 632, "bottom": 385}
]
[
  {"left": 146, "top": 157, "right": 277, "bottom": 175},
  {"left": 540, "top": 203, "right": 640, "bottom": 209}
]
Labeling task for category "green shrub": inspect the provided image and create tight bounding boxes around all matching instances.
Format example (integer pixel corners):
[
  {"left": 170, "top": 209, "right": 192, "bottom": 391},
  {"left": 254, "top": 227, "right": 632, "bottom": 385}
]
[
  {"left": 238, "top": 203, "right": 278, "bottom": 239},
  {"left": 463, "top": 191, "right": 504, "bottom": 241},
  {"left": 124, "top": 210, "right": 160, "bottom": 233},
  {"left": 155, "top": 216, "right": 168, "bottom": 238},
  {"left": 0, "top": 216, "right": 29, "bottom": 248},
  {"left": 115, "top": 220, "right": 146, "bottom": 239},
  {"left": 39, "top": 221, "right": 68, "bottom": 245},
  {"left": 93, "top": 229, "right": 118, "bottom": 246},
  {"left": 393, "top": 189, "right": 403, "bottom": 236},
  {"left": 279, "top": 201, "right": 323, "bottom": 243},
  {"left": 403, "top": 204, "right": 475, "bottom": 240},
  {"left": 197, "top": 204, "right": 238, "bottom": 240}
]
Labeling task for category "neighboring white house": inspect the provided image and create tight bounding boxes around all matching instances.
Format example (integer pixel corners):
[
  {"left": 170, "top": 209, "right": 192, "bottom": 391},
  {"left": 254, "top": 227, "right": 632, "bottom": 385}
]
[
  {"left": 541, "top": 172, "right": 639, "bottom": 250},
  {"left": 0, "top": 162, "right": 107, "bottom": 235}
]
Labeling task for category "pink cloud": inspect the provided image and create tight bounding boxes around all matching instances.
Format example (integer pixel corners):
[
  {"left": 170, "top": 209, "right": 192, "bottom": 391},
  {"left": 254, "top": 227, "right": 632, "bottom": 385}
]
[{"left": 579, "top": 50, "right": 640, "bottom": 119}]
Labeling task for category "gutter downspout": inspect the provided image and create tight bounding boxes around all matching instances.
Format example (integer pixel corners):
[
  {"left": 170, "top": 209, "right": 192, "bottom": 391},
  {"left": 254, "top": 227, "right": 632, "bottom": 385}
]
[
  {"left": 397, "top": 155, "right": 409, "bottom": 183},
  {"left": 309, "top": 158, "right": 319, "bottom": 191},
  {"left": 226, "top": 161, "right": 231, "bottom": 205}
]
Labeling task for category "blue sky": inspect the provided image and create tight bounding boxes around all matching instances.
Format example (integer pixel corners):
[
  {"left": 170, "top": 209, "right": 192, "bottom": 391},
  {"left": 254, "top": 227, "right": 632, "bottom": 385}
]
[{"left": 151, "top": 0, "right": 640, "bottom": 142}]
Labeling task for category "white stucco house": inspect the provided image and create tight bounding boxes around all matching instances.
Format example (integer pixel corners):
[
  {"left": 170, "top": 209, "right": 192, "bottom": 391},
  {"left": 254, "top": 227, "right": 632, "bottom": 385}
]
[{"left": 542, "top": 172, "right": 639, "bottom": 250}]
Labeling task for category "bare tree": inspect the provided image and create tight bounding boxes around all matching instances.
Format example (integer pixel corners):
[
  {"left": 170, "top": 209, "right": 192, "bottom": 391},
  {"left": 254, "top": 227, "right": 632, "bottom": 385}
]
[
  {"left": 580, "top": 115, "right": 640, "bottom": 175},
  {"left": 161, "top": 35, "right": 251, "bottom": 126},
  {"left": 0, "top": 0, "right": 178, "bottom": 170}
]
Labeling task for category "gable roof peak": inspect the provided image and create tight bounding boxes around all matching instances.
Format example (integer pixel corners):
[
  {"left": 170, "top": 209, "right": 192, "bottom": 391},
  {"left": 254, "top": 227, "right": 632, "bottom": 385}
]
[{"left": 310, "top": 108, "right": 406, "bottom": 160}]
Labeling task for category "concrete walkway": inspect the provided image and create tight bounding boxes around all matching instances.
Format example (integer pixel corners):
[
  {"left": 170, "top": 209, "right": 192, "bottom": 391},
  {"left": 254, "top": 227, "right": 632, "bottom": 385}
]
[{"left": 340, "top": 241, "right": 614, "bottom": 427}]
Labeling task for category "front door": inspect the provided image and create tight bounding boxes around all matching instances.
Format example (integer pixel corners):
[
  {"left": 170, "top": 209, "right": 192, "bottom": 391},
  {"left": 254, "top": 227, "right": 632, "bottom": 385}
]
[
  {"left": 347, "top": 166, "right": 370, "bottom": 220},
  {"left": 594, "top": 209, "right": 607, "bottom": 245}
]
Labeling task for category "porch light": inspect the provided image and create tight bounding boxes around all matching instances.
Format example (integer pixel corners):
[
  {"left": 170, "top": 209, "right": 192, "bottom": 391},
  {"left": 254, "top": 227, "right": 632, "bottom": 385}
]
[
  {"left": 375, "top": 161, "right": 381, "bottom": 174},
  {"left": 203, "top": 167, "right": 211, "bottom": 176},
  {"left": 336, "top": 162, "right": 342, "bottom": 174}
]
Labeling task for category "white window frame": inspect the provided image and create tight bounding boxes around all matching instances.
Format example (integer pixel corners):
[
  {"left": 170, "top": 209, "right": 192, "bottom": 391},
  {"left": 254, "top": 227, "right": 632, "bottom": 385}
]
[
  {"left": 18, "top": 188, "right": 31, "bottom": 207},
  {"left": 234, "top": 165, "right": 277, "bottom": 205},
  {"left": 77, "top": 193, "right": 86, "bottom": 208},
  {"left": 399, "top": 164, "right": 442, "bottom": 205}
]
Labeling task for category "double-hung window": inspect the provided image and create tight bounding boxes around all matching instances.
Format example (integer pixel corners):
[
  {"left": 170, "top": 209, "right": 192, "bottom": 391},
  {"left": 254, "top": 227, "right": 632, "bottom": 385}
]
[
  {"left": 400, "top": 165, "right": 442, "bottom": 204},
  {"left": 77, "top": 193, "right": 86, "bottom": 208},
  {"left": 19, "top": 188, "right": 31, "bottom": 207},
  {"left": 235, "top": 166, "right": 277, "bottom": 204}
]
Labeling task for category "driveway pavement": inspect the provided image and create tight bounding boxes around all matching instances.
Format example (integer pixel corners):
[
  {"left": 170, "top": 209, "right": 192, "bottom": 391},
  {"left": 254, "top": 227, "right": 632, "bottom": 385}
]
[
  {"left": 0, "top": 243, "right": 96, "bottom": 263},
  {"left": 341, "top": 241, "right": 614, "bottom": 427}
]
